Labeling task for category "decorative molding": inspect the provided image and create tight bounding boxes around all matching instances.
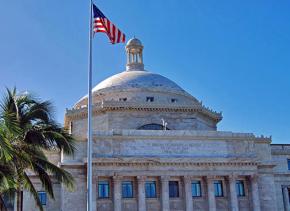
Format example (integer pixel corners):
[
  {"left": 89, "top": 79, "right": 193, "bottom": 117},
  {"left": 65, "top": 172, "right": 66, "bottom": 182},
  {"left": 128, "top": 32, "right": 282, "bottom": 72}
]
[
  {"left": 65, "top": 101, "right": 222, "bottom": 123},
  {"left": 249, "top": 174, "right": 258, "bottom": 182},
  {"left": 136, "top": 176, "right": 146, "bottom": 182},
  {"left": 160, "top": 175, "right": 170, "bottom": 181},
  {"left": 72, "top": 130, "right": 271, "bottom": 144},
  {"left": 60, "top": 160, "right": 259, "bottom": 168},
  {"left": 112, "top": 175, "right": 122, "bottom": 181},
  {"left": 228, "top": 174, "right": 239, "bottom": 180},
  {"left": 206, "top": 175, "right": 221, "bottom": 180},
  {"left": 183, "top": 176, "right": 192, "bottom": 183},
  {"left": 91, "top": 161, "right": 258, "bottom": 167}
]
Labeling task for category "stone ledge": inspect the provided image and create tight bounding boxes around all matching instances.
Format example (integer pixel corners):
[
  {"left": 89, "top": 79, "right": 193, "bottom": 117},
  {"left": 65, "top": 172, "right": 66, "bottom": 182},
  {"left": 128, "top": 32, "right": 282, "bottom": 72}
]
[
  {"left": 65, "top": 101, "right": 222, "bottom": 122},
  {"left": 81, "top": 157, "right": 259, "bottom": 167},
  {"left": 74, "top": 130, "right": 270, "bottom": 142}
]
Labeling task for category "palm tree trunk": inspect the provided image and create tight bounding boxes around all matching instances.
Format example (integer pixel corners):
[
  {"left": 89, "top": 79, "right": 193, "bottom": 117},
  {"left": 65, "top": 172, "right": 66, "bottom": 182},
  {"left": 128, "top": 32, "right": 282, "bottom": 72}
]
[{"left": 16, "top": 189, "right": 22, "bottom": 211}]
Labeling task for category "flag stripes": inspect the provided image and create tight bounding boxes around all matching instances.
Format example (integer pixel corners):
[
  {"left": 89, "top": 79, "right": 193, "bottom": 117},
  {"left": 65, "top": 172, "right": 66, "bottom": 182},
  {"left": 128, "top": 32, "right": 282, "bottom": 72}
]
[{"left": 93, "top": 4, "right": 125, "bottom": 44}]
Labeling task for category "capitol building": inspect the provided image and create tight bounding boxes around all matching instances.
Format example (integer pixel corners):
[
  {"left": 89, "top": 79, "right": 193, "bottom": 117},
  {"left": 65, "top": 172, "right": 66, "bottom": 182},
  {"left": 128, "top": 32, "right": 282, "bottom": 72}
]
[{"left": 23, "top": 38, "right": 290, "bottom": 211}]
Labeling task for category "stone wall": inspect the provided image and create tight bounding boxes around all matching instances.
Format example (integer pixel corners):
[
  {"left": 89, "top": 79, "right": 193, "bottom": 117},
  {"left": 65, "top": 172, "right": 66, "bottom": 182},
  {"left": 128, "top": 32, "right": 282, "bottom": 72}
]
[
  {"left": 24, "top": 131, "right": 280, "bottom": 211},
  {"left": 23, "top": 178, "right": 61, "bottom": 211},
  {"left": 60, "top": 168, "right": 87, "bottom": 211},
  {"left": 271, "top": 144, "right": 290, "bottom": 211},
  {"left": 69, "top": 110, "right": 217, "bottom": 142}
]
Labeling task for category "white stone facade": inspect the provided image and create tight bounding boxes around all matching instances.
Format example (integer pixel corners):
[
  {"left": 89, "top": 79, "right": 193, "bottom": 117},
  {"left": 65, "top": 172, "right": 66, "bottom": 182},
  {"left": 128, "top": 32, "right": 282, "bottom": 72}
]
[{"left": 23, "top": 38, "right": 290, "bottom": 211}]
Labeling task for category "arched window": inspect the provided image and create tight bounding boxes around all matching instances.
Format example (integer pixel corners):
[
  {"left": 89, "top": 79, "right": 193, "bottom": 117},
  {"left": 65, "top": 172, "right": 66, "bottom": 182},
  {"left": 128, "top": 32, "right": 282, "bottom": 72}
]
[{"left": 137, "top": 124, "right": 170, "bottom": 130}]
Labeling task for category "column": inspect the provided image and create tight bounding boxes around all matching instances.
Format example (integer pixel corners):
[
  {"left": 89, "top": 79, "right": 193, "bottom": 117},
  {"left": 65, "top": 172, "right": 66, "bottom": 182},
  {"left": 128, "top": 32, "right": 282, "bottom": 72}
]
[
  {"left": 184, "top": 176, "right": 193, "bottom": 211},
  {"left": 113, "top": 176, "right": 122, "bottom": 211},
  {"left": 137, "top": 176, "right": 146, "bottom": 211},
  {"left": 282, "top": 186, "right": 290, "bottom": 211},
  {"left": 161, "top": 176, "right": 170, "bottom": 211},
  {"left": 228, "top": 175, "right": 239, "bottom": 211},
  {"left": 92, "top": 177, "right": 97, "bottom": 211},
  {"left": 207, "top": 177, "right": 216, "bottom": 211},
  {"left": 250, "top": 175, "right": 260, "bottom": 211}
]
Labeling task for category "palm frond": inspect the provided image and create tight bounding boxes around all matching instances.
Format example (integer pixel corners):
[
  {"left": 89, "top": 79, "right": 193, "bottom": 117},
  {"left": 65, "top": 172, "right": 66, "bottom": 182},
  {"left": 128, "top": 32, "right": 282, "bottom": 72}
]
[
  {"left": 0, "top": 162, "right": 16, "bottom": 193},
  {"left": 23, "top": 172, "right": 44, "bottom": 211},
  {"left": 20, "top": 101, "right": 54, "bottom": 126},
  {"left": 42, "top": 129, "right": 75, "bottom": 155},
  {"left": 0, "top": 127, "right": 14, "bottom": 161},
  {"left": 30, "top": 161, "right": 54, "bottom": 199},
  {"left": 0, "top": 88, "right": 21, "bottom": 136},
  {"left": 33, "top": 156, "right": 74, "bottom": 191},
  {"left": 23, "top": 129, "right": 52, "bottom": 151},
  {"left": 0, "top": 87, "right": 76, "bottom": 209}
]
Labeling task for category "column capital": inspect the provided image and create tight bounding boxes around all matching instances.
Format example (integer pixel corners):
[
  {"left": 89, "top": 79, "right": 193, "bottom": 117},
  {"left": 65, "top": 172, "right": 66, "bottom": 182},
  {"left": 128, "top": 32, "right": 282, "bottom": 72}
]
[
  {"left": 183, "top": 176, "right": 192, "bottom": 183},
  {"left": 160, "top": 176, "right": 170, "bottom": 182},
  {"left": 228, "top": 174, "right": 238, "bottom": 181},
  {"left": 249, "top": 174, "right": 258, "bottom": 182},
  {"left": 137, "top": 176, "right": 146, "bottom": 182},
  {"left": 113, "top": 176, "right": 122, "bottom": 182},
  {"left": 206, "top": 175, "right": 219, "bottom": 181}
]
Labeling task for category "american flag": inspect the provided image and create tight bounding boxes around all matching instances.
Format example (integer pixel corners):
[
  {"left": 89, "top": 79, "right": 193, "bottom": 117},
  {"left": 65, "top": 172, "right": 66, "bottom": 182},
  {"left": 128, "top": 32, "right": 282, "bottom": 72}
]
[{"left": 93, "top": 4, "right": 126, "bottom": 44}]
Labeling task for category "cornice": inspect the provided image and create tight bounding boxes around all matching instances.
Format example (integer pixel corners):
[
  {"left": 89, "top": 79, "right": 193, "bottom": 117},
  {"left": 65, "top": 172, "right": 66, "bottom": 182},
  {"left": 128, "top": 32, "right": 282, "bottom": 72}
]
[
  {"left": 92, "top": 161, "right": 258, "bottom": 167},
  {"left": 72, "top": 130, "right": 271, "bottom": 143},
  {"left": 60, "top": 160, "right": 258, "bottom": 168},
  {"left": 274, "top": 173, "right": 290, "bottom": 176},
  {"left": 271, "top": 150, "right": 290, "bottom": 155},
  {"left": 65, "top": 101, "right": 222, "bottom": 123}
]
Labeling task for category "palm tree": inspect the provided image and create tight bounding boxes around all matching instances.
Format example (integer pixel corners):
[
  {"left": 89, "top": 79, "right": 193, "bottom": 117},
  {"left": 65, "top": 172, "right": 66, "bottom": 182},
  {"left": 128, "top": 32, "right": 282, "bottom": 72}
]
[{"left": 0, "top": 88, "right": 75, "bottom": 211}]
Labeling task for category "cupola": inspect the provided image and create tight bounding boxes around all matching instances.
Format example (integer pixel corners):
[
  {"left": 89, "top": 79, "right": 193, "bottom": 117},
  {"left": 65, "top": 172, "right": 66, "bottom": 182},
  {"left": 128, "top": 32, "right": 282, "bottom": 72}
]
[{"left": 125, "top": 38, "right": 144, "bottom": 71}]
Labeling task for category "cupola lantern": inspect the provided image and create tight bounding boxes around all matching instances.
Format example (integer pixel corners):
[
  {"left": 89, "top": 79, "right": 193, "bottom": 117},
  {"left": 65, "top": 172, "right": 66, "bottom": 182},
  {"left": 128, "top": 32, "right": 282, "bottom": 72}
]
[{"left": 125, "top": 38, "right": 144, "bottom": 71}]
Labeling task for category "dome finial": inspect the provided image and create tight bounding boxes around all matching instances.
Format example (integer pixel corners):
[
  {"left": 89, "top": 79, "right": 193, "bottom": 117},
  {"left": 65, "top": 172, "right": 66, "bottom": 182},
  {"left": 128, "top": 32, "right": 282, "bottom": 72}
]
[{"left": 125, "top": 37, "right": 144, "bottom": 71}]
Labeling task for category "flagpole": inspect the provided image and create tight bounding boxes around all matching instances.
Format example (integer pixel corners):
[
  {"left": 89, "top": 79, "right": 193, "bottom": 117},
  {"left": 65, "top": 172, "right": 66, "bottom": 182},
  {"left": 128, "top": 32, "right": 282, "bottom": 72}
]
[{"left": 87, "top": 0, "right": 93, "bottom": 211}]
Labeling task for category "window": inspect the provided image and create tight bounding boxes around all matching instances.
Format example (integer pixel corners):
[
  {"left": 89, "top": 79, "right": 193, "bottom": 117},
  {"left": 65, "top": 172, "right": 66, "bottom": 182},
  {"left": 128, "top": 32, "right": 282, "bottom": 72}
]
[
  {"left": 214, "top": 181, "right": 223, "bottom": 197},
  {"left": 69, "top": 121, "right": 73, "bottom": 134},
  {"left": 236, "top": 180, "right": 245, "bottom": 197},
  {"left": 169, "top": 181, "right": 179, "bottom": 198},
  {"left": 145, "top": 181, "right": 157, "bottom": 198},
  {"left": 146, "top": 97, "right": 154, "bottom": 102},
  {"left": 38, "top": 191, "right": 47, "bottom": 205},
  {"left": 287, "top": 159, "right": 290, "bottom": 170},
  {"left": 171, "top": 98, "right": 177, "bottom": 103},
  {"left": 119, "top": 97, "right": 127, "bottom": 102},
  {"left": 98, "top": 181, "right": 110, "bottom": 198},
  {"left": 191, "top": 181, "right": 202, "bottom": 197},
  {"left": 138, "top": 124, "right": 170, "bottom": 130},
  {"left": 122, "top": 181, "right": 133, "bottom": 198}
]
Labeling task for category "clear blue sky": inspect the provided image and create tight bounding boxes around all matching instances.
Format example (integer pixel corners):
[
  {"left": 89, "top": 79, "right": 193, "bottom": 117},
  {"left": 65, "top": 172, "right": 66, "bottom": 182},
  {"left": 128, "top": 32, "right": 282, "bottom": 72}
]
[{"left": 1, "top": 0, "right": 290, "bottom": 143}]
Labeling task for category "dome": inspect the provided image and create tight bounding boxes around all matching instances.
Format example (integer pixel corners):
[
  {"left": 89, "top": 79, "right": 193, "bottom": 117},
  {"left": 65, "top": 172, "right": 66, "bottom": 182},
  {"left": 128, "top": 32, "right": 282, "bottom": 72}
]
[
  {"left": 74, "top": 37, "right": 199, "bottom": 108},
  {"left": 126, "top": 38, "right": 142, "bottom": 46},
  {"left": 92, "top": 70, "right": 189, "bottom": 95},
  {"left": 70, "top": 37, "right": 222, "bottom": 125},
  {"left": 74, "top": 70, "right": 197, "bottom": 108}
]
